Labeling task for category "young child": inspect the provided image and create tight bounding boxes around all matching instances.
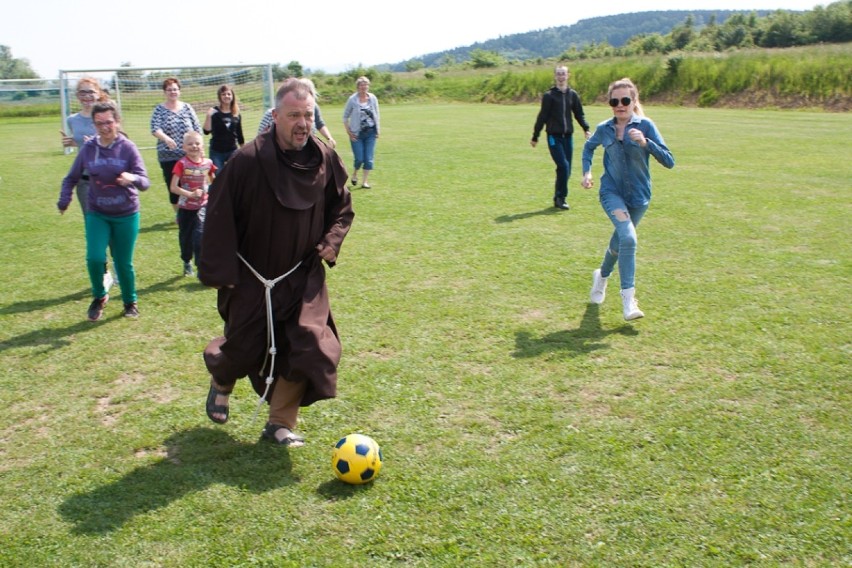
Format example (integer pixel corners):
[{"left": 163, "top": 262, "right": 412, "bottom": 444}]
[{"left": 170, "top": 131, "right": 216, "bottom": 277}]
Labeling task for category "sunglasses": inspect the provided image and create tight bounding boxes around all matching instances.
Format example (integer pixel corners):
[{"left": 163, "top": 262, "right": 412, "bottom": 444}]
[
  {"left": 77, "top": 89, "right": 96, "bottom": 95},
  {"left": 609, "top": 97, "right": 632, "bottom": 107}
]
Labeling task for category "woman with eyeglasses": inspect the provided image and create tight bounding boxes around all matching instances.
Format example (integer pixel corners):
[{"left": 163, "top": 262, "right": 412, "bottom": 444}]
[
  {"left": 60, "top": 77, "right": 116, "bottom": 290},
  {"left": 60, "top": 77, "right": 106, "bottom": 207},
  {"left": 150, "top": 77, "right": 201, "bottom": 215},
  {"left": 581, "top": 77, "right": 675, "bottom": 321},
  {"left": 58, "top": 101, "right": 150, "bottom": 321}
]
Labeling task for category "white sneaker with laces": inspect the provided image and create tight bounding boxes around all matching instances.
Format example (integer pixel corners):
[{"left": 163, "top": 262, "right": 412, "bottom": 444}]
[
  {"left": 621, "top": 287, "right": 645, "bottom": 321},
  {"left": 590, "top": 269, "right": 608, "bottom": 304}
]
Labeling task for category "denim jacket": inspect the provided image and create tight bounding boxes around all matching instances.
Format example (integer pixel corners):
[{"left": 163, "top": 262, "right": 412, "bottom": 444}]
[{"left": 582, "top": 114, "right": 674, "bottom": 208}]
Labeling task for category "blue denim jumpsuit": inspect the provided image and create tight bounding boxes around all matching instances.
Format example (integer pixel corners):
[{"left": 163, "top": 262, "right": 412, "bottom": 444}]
[{"left": 582, "top": 115, "right": 675, "bottom": 289}]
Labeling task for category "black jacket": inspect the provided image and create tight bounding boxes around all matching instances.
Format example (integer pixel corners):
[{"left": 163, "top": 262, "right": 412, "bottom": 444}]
[{"left": 532, "top": 86, "right": 590, "bottom": 142}]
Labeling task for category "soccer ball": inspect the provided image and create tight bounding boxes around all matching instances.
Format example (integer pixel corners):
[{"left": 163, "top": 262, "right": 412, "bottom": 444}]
[{"left": 332, "top": 433, "right": 383, "bottom": 484}]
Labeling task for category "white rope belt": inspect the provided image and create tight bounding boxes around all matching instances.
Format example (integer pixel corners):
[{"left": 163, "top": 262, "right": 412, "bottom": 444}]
[{"left": 236, "top": 252, "right": 303, "bottom": 418}]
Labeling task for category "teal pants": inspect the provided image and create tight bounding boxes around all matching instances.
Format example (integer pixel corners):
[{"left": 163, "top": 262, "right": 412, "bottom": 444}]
[{"left": 85, "top": 211, "right": 139, "bottom": 304}]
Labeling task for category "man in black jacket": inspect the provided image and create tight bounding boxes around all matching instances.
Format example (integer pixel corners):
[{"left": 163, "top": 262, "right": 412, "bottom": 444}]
[{"left": 531, "top": 65, "right": 591, "bottom": 210}]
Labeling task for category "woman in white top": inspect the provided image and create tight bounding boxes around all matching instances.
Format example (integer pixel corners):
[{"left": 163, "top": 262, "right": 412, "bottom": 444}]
[{"left": 342, "top": 76, "right": 380, "bottom": 189}]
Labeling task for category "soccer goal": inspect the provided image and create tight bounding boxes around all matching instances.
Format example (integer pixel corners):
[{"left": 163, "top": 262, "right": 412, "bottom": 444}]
[{"left": 59, "top": 64, "right": 275, "bottom": 151}]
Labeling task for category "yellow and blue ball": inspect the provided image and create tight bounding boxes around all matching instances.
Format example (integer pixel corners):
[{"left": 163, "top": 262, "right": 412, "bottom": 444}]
[{"left": 332, "top": 434, "right": 383, "bottom": 484}]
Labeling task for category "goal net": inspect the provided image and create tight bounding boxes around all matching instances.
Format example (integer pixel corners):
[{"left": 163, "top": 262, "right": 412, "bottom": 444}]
[
  {"left": 0, "top": 78, "right": 61, "bottom": 112},
  {"left": 59, "top": 64, "right": 274, "bottom": 151}
]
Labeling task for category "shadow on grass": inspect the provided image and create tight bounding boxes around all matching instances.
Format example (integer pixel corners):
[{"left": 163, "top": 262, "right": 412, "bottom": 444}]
[
  {"left": 316, "top": 478, "right": 378, "bottom": 500},
  {"left": 138, "top": 220, "right": 177, "bottom": 234},
  {"left": 512, "top": 303, "right": 638, "bottom": 358},
  {"left": 180, "top": 277, "right": 213, "bottom": 292},
  {"left": 59, "top": 427, "right": 296, "bottom": 534},
  {"left": 0, "top": 275, "right": 183, "bottom": 353},
  {"left": 495, "top": 207, "right": 564, "bottom": 223},
  {"left": 0, "top": 288, "right": 90, "bottom": 316}
]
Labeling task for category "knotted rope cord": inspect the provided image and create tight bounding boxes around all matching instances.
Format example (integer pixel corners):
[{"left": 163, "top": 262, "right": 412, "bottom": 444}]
[{"left": 236, "top": 252, "right": 303, "bottom": 419}]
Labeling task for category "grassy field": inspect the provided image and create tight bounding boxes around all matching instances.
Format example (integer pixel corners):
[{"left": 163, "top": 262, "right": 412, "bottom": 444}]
[{"left": 0, "top": 103, "right": 849, "bottom": 567}]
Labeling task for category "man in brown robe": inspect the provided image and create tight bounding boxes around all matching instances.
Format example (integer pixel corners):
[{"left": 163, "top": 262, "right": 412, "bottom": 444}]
[{"left": 198, "top": 78, "right": 354, "bottom": 446}]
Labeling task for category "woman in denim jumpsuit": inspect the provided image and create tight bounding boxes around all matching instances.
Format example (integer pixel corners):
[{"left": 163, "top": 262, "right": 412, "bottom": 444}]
[{"left": 581, "top": 78, "right": 675, "bottom": 321}]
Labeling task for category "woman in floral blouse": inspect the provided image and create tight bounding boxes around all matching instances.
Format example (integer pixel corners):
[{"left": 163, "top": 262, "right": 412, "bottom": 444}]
[{"left": 150, "top": 77, "right": 201, "bottom": 214}]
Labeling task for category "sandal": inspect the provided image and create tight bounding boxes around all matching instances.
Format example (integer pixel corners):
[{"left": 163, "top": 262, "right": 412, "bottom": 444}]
[
  {"left": 260, "top": 423, "right": 305, "bottom": 447},
  {"left": 205, "top": 383, "right": 231, "bottom": 424}
]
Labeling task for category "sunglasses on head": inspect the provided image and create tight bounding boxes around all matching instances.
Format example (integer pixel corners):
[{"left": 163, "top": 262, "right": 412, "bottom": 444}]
[{"left": 609, "top": 97, "right": 632, "bottom": 107}]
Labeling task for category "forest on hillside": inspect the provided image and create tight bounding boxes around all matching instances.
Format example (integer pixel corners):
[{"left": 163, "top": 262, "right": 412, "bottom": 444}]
[
  {"left": 380, "top": 2, "right": 851, "bottom": 71},
  {"left": 383, "top": 10, "right": 761, "bottom": 70},
  {"left": 1, "top": 4, "right": 848, "bottom": 113}
]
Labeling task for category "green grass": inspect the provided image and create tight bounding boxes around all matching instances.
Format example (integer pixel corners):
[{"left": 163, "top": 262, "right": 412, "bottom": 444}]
[
  {"left": 0, "top": 103, "right": 849, "bottom": 567},
  {"left": 329, "top": 43, "right": 852, "bottom": 108}
]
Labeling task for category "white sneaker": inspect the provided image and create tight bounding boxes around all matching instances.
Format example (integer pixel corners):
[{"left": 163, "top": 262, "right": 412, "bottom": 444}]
[
  {"left": 103, "top": 271, "right": 114, "bottom": 292},
  {"left": 590, "top": 269, "right": 608, "bottom": 304},
  {"left": 621, "top": 287, "right": 645, "bottom": 321}
]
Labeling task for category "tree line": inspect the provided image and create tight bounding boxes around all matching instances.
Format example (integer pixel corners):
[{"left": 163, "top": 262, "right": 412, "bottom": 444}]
[
  {"left": 572, "top": 0, "right": 851, "bottom": 60},
  {"left": 2, "top": 4, "right": 849, "bottom": 80},
  {"left": 401, "top": 1, "right": 851, "bottom": 70}
]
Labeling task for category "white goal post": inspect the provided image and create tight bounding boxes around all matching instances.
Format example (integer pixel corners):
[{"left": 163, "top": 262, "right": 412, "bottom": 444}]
[{"left": 59, "top": 64, "right": 275, "bottom": 151}]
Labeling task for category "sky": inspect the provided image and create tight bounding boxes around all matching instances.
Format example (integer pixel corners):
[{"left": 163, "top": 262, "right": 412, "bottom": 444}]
[{"left": 2, "top": 0, "right": 824, "bottom": 79}]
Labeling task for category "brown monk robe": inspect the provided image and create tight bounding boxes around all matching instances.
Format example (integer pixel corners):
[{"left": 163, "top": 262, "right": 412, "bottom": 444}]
[{"left": 198, "top": 110, "right": 354, "bottom": 441}]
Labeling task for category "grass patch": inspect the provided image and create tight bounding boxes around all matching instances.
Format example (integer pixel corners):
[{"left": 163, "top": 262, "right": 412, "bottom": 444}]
[{"left": 0, "top": 104, "right": 849, "bottom": 566}]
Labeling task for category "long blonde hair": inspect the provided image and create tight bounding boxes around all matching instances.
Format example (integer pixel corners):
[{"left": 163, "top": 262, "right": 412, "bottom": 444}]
[
  {"left": 608, "top": 77, "right": 644, "bottom": 117},
  {"left": 75, "top": 77, "right": 106, "bottom": 102}
]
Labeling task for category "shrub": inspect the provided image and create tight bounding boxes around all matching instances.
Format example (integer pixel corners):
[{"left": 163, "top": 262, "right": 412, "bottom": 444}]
[{"left": 698, "top": 88, "right": 720, "bottom": 106}]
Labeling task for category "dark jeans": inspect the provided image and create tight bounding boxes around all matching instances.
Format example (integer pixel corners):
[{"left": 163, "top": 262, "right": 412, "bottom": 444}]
[
  {"left": 177, "top": 206, "right": 205, "bottom": 266},
  {"left": 546, "top": 134, "right": 574, "bottom": 202},
  {"left": 160, "top": 160, "right": 179, "bottom": 205},
  {"left": 209, "top": 148, "right": 236, "bottom": 172}
]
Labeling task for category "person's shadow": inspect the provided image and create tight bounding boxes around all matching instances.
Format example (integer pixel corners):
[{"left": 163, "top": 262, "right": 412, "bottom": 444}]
[
  {"left": 0, "top": 276, "right": 182, "bottom": 354},
  {"left": 0, "top": 288, "right": 91, "bottom": 317},
  {"left": 138, "top": 221, "right": 178, "bottom": 234},
  {"left": 495, "top": 207, "right": 563, "bottom": 224},
  {"left": 512, "top": 303, "right": 638, "bottom": 358},
  {"left": 59, "top": 427, "right": 296, "bottom": 534}
]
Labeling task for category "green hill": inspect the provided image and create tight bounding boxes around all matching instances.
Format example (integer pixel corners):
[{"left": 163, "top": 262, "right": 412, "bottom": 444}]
[{"left": 382, "top": 10, "right": 775, "bottom": 70}]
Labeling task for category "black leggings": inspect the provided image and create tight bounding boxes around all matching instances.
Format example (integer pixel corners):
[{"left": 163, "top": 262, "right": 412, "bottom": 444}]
[{"left": 160, "top": 160, "right": 179, "bottom": 205}]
